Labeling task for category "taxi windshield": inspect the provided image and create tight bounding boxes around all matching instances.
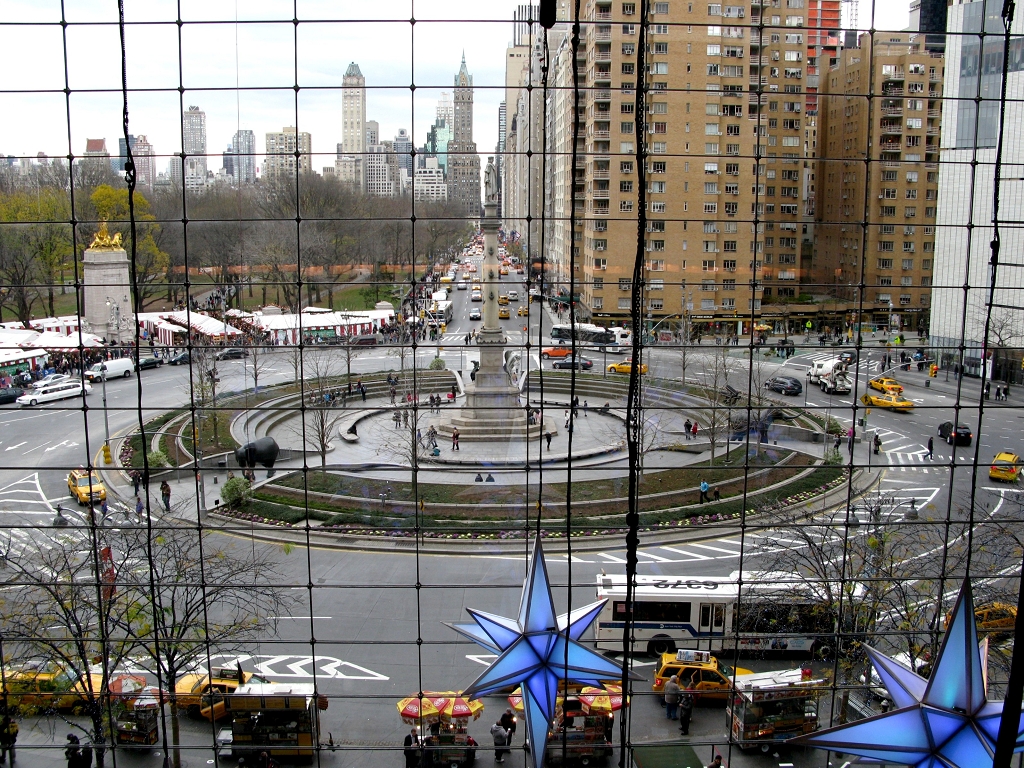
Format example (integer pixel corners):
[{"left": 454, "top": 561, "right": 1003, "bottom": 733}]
[{"left": 77, "top": 476, "right": 100, "bottom": 486}]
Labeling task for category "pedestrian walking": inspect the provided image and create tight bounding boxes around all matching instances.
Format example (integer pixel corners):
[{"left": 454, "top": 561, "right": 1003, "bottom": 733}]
[
  {"left": 984, "top": 381, "right": 991, "bottom": 400},
  {"left": 684, "top": 419, "right": 692, "bottom": 439},
  {"left": 927, "top": 436, "right": 934, "bottom": 460},
  {"left": 451, "top": 384, "right": 457, "bottom": 400},
  {"left": 402, "top": 410, "right": 409, "bottom": 428},
  {"left": 564, "top": 410, "right": 571, "bottom": 429},
  {"left": 0, "top": 715, "right": 18, "bottom": 764},
  {"left": 452, "top": 427, "right": 460, "bottom": 451},
  {"left": 691, "top": 421, "right": 699, "bottom": 440},
  {"left": 707, "top": 756, "right": 723, "bottom": 768},
  {"left": 403, "top": 729, "right": 420, "bottom": 768},
  {"left": 583, "top": 400, "right": 589, "bottom": 417},
  {"left": 679, "top": 682, "right": 695, "bottom": 735},
  {"left": 160, "top": 480, "right": 171, "bottom": 512},
  {"left": 663, "top": 675, "right": 681, "bottom": 720},
  {"left": 131, "top": 470, "right": 141, "bottom": 495},
  {"left": 995, "top": 384, "right": 1003, "bottom": 401},
  {"left": 360, "top": 384, "right": 366, "bottom": 402},
  {"left": 699, "top": 480, "right": 710, "bottom": 504},
  {"left": 545, "top": 432, "right": 552, "bottom": 451},
  {"left": 489, "top": 721, "right": 509, "bottom": 763},
  {"left": 135, "top": 495, "right": 144, "bottom": 522},
  {"left": 500, "top": 708, "right": 517, "bottom": 746}
]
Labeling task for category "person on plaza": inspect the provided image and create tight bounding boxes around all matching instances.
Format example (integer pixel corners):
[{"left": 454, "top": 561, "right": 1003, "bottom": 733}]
[
  {"left": 873, "top": 433, "right": 882, "bottom": 455},
  {"left": 135, "top": 495, "right": 144, "bottom": 522},
  {"left": 583, "top": 400, "right": 589, "bottom": 417},
  {"left": 131, "top": 469, "right": 141, "bottom": 496},
  {"left": 500, "top": 708, "right": 517, "bottom": 746},
  {"left": 564, "top": 410, "right": 571, "bottom": 429},
  {"left": 995, "top": 384, "right": 1003, "bottom": 401},
  {"left": 699, "top": 480, "right": 710, "bottom": 504},
  {"left": 663, "top": 675, "right": 681, "bottom": 720},
  {"left": 984, "top": 381, "right": 991, "bottom": 400},
  {"left": 927, "top": 436, "right": 934, "bottom": 461},
  {"left": 489, "top": 720, "right": 509, "bottom": 763},
  {"left": 545, "top": 432, "right": 552, "bottom": 451},
  {"left": 403, "top": 728, "right": 420, "bottom": 768},
  {"left": 691, "top": 421, "right": 699, "bottom": 439},
  {"left": 452, "top": 427, "right": 460, "bottom": 451},
  {"left": 0, "top": 715, "right": 18, "bottom": 764},
  {"left": 707, "top": 756, "right": 723, "bottom": 768},
  {"left": 713, "top": 487, "right": 721, "bottom": 502},
  {"left": 678, "top": 681, "right": 695, "bottom": 735},
  {"left": 683, "top": 419, "right": 692, "bottom": 439},
  {"left": 256, "top": 751, "right": 279, "bottom": 768},
  {"left": 65, "top": 734, "right": 81, "bottom": 768},
  {"left": 160, "top": 480, "right": 172, "bottom": 512},
  {"left": 402, "top": 410, "right": 409, "bottom": 428}
]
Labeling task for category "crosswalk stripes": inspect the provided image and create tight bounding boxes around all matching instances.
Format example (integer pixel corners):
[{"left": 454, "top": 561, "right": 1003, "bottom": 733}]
[{"left": 797, "top": 351, "right": 881, "bottom": 373}]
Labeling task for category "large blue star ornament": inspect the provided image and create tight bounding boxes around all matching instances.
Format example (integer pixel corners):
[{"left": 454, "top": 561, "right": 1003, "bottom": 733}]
[
  {"left": 446, "top": 539, "right": 637, "bottom": 768},
  {"left": 792, "top": 579, "right": 1024, "bottom": 767}
]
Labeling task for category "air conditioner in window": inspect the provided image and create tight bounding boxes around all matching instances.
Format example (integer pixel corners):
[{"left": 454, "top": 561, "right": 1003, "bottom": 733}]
[{"left": 596, "top": 245, "right": 606, "bottom": 250}]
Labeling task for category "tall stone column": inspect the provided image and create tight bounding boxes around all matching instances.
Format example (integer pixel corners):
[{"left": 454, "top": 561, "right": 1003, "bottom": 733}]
[{"left": 82, "top": 221, "right": 131, "bottom": 343}]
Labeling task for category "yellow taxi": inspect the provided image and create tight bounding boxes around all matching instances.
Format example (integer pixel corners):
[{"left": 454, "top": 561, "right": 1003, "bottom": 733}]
[
  {"left": 472, "top": 283, "right": 482, "bottom": 293},
  {"left": 946, "top": 601, "right": 1017, "bottom": 637},
  {"left": 868, "top": 376, "right": 903, "bottom": 394},
  {"left": 607, "top": 358, "right": 648, "bottom": 375},
  {"left": 652, "top": 650, "right": 752, "bottom": 701},
  {"left": 497, "top": 295, "right": 510, "bottom": 305},
  {"left": 989, "top": 452, "right": 1021, "bottom": 482},
  {"left": 175, "top": 667, "right": 272, "bottom": 717},
  {"left": 860, "top": 392, "right": 915, "bottom": 412},
  {"left": 499, "top": 266, "right": 509, "bottom": 276},
  {"left": 68, "top": 468, "right": 106, "bottom": 505},
  {"left": 1, "top": 660, "right": 76, "bottom": 711},
  {"left": 498, "top": 307, "right": 511, "bottom": 319},
  {"left": 517, "top": 306, "right": 530, "bottom": 317},
  {"left": 462, "top": 272, "right": 471, "bottom": 280}
]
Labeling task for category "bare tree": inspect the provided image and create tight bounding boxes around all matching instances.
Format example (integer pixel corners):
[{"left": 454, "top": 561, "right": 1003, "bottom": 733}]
[
  {"left": 115, "top": 523, "right": 294, "bottom": 768},
  {"left": 297, "top": 347, "right": 346, "bottom": 467},
  {"left": 1, "top": 522, "right": 139, "bottom": 766},
  {"left": 692, "top": 348, "right": 736, "bottom": 464},
  {"left": 243, "top": 337, "right": 275, "bottom": 393}
]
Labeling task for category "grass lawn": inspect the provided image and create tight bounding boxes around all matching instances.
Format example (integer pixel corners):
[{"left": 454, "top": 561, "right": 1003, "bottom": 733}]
[{"left": 633, "top": 744, "right": 712, "bottom": 768}]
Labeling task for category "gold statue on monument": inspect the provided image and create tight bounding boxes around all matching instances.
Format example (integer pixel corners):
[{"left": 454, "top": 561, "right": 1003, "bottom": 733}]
[{"left": 89, "top": 220, "right": 123, "bottom": 250}]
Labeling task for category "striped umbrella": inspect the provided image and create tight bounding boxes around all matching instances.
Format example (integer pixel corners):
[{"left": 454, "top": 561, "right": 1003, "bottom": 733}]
[
  {"left": 578, "top": 684, "right": 626, "bottom": 714},
  {"left": 397, "top": 694, "right": 444, "bottom": 725},
  {"left": 425, "top": 691, "right": 485, "bottom": 723}
]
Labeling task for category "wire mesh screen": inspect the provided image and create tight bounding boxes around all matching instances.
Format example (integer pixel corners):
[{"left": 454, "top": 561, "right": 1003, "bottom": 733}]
[{"left": 0, "top": 0, "right": 1022, "bottom": 767}]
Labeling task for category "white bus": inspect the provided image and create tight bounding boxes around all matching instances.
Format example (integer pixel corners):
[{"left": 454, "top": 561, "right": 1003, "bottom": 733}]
[
  {"left": 549, "top": 323, "right": 620, "bottom": 353},
  {"left": 594, "top": 572, "right": 849, "bottom": 657},
  {"left": 426, "top": 300, "right": 454, "bottom": 326}
]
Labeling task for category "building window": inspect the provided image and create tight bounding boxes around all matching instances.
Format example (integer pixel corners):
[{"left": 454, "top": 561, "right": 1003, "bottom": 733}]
[
  {"left": 877, "top": 258, "right": 894, "bottom": 270},
  {"left": 619, "top": 278, "right": 632, "bottom": 290},
  {"left": 651, "top": 142, "right": 668, "bottom": 153},
  {"left": 900, "top": 294, "right": 912, "bottom": 305},
  {"left": 701, "top": 298, "right": 717, "bottom": 309},
  {"left": 594, "top": 258, "right": 607, "bottom": 269},
  {"left": 618, "top": 297, "right": 632, "bottom": 309},
  {"left": 623, "top": 2, "right": 636, "bottom": 13},
  {"left": 593, "top": 278, "right": 604, "bottom": 289},
  {"left": 620, "top": 142, "right": 634, "bottom": 153},
  {"left": 620, "top": 180, "right": 634, "bottom": 193},
  {"left": 620, "top": 122, "right": 634, "bottom": 134},
  {"left": 649, "top": 279, "right": 665, "bottom": 291},
  {"left": 620, "top": 161, "right": 634, "bottom": 173},
  {"left": 702, "top": 259, "right": 717, "bottom": 270},
  {"left": 650, "top": 181, "right": 666, "bottom": 193},
  {"left": 593, "top": 297, "right": 604, "bottom": 309},
  {"left": 620, "top": 200, "right": 633, "bottom": 212},
  {"left": 653, "top": 1, "right": 670, "bottom": 12}
]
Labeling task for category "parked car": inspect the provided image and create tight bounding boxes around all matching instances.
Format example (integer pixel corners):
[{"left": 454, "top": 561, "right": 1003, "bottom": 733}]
[
  {"left": 552, "top": 356, "right": 594, "bottom": 370},
  {"left": 17, "top": 380, "right": 91, "bottom": 406},
  {"left": 169, "top": 351, "right": 191, "bottom": 365},
  {"left": 469, "top": 308, "right": 482, "bottom": 321},
  {"left": 32, "top": 373, "right": 70, "bottom": 389},
  {"left": 764, "top": 376, "right": 803, "bottom": 396},
  {"left": 937, "top": 421, "right": 973, "bottom": 446},
  {"left": 0, "top": 387, "right": 25, "bottom": 404},
  {"left": 136, "top": 356, "right": 164, "bottom": 370},
  {"left": 214, "top": 348, "right": 248, "bottom": 361},
  {"left": 989, "top": 452, "right": 1022, "bottom": 482}
]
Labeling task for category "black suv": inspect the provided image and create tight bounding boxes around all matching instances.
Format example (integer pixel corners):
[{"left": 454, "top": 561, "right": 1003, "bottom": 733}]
[
  {"left": 937, "top": 421, "right": 973, "bottom": 446},
  {"left": 765, "top": 376, "right": 803, "bottom": 396},
  {"left": 215, "top": 347, "right": 249, "bottom": 360}
]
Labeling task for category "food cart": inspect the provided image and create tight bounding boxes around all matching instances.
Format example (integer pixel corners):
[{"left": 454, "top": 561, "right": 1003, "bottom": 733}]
[
  {"left": 727, "top": 668, "right": 825, "bottom": 752},
  {"left": 115, "top": 692, "right": 160, "bottom": 748},
  {"left": 543, "top": 697, "right": 614, "bottom": 766},
  {"left": 223, "top": 683, "right": 326, "bottom": 764},
  {"left": 397, "top": 691, "right": 483, "bottom": 767}
]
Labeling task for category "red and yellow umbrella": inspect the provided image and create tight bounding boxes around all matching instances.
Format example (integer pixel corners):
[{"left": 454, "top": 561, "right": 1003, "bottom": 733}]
[
  {"left": 578, "top": 684, "right": 627, "bottom": 714},
  {"left": 397, "top": 694, "right": 445, "bottom": 725},
  {"left": 508, "top": 686, "right": 568, "bottom": 714},
  {"left": 425, "top": 691, "right": 485, "bottom": 723}
]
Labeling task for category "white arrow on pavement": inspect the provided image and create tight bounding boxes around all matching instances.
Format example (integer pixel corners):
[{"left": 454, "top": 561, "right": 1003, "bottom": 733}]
[
  {"left": 45, "top": 440, "right": 78, "bottom": 452},
  {"left": 3, "top": 443, "right": 26, "bottom": 452},
  {"left": 318, "top": 657, "right": 390, "bottom": 680},
  {"left": 466, "top": 654, "right": 498, "bottom": 667}
]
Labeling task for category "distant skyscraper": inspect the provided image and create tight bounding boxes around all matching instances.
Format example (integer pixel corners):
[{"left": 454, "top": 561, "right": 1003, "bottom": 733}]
[
  {"left": 232, "top": 129, "right": 256, "bottom": 184},
  {"left": 446, "top": 55, "right": 482, "bottom": 219},
  {"left": 113, "top": 135, "right": 135, "bottom": 172},
  {"left": 263, "top": 127, "right": 312, "bottom": 183},
  {"left": 496, "top": 102, "right": 507, "bottom": 217},
  {"left": 436, "top": 92, "right": 454, "bottom": 128},
  {"left": 223, "top": 145, "right": 235, "bottom": 178},
  {"left": 393, "top": 129, "right": 413, "bottom": 177},
  {"left": 133, "top": 135, "right": 155, "bottom": 190},
  {"left": 82, "top": 138, "right": 110, "bottom": 175},
  {"left": 339, "top": 62, "right": 366, "bottom": 190},
  {"left": 180, "top": 106, "right": 208, "bottom": 192},
  {"left": 365, "top": 120, "right": 379, "bottom": 147},
  {"left": 366, "top": 142, "right": 399, "bottom": 197},
  {"left": 426, "top": 121, "right": 453, "bottom": 175}
]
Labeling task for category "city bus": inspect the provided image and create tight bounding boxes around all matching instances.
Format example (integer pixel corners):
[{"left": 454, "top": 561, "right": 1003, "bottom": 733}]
[
  {"left": 426, "top": 300, "right": 454, "bottom": 326},
  {"left": 549, "top": 323, "right": 619, "bottom": 352},
  {"left": 593, "top": 572, "right": 850, "bottom": 657}
]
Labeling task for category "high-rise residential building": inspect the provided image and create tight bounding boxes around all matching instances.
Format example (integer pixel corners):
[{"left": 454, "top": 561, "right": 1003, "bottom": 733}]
[
  {"left": 263, "top": 127, "right": 312, "bottom": 183},
  {"left": 231, "top": 129, "right": 256, "bottom": 184},
  {"left": 436, "top": 92, "right": 454, "bottom": 130},
  {"left": 414, "top": 157, "right": 449, "bottom": 202},
  {"left": 393, "top": 128, "right": 414, "bottom": 177},
  {"left": 133, "top": 135, "right": 155, "bottom": 190},
  {"left": 496, "top": 102, "right": 507, "bottom": 217},
  {"left": 446, "top": 54, "right": 482, "bottom": 219},
  {"left": 814, "top": 33, "right": 943, "bottom": 334},
  {"left": 931, "top": 0, "right": 1023, "bottom": 378},
  {"left": 562, "top": 0, "right": 817, "bottom": 329},
  {"left": 223, "top": 145, "right": 235, "bottom": 179},
  {"left": 366, "top": 142, "right": 398, "bottom": 197},
  {"left": 180, "top": 105, "right": 208, "bottom": 192},
  {"left": 806, "top": 0, "right": 841, "bottom": 115},
  {"left": 339, "top": 62, "right": 366, "bottom": 190},
  {"left": 113, "top": 135, "right": 135, "bottom": 172},
  {"left": 82, "top": 138, "right": 110, "bottom": 175},
  {"left": 365, "top": 120, "right": 380, "bottom": 147}
]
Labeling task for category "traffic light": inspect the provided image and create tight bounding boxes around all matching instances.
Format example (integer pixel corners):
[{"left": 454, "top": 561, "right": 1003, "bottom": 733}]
[
  {"left": 930, "top": 364, "right": 938, "bottom": 377},
  {"left": 102, "top": 443, "right": 112, "bottom": 465}
]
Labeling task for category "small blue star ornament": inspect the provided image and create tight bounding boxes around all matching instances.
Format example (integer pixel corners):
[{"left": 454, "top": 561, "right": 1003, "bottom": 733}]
[
  {"left": 446, "top": 539, "right": 638, "bottom": 768},
  {"left": 792, "top": 579, "right": 1024, "bottom": 767}
]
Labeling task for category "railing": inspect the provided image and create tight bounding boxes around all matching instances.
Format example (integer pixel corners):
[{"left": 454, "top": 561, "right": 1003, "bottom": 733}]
[
  {"left": 927, "top": 127, "right": 939, "bottom": 135},
  {"left": 928, "top": 109, "right": 941, "bottom": 117},
  {"left": 592, "top": 130, "right": 611, "bottom": 139},
  {"left": 591, "top": 189, "right": 610, "bottom": 199},
  {"left": 881, "top": 106, "right": 903, "bottom": 116},
  {"left": 595, "top": 51, "right": 612, "bottom": 62},
  {"left": 880, "top": 124, "right": 903, "bottom": 134},
  {"left": 594, "top": 30, "right": 612, "bottom": 42},
  {"left": 883, "top": 88, "right": 904, "bottom": 96},
  {"left": 590, "top": 89, "right": 612, "bottom": 101},
  {"left": 592, "top": 169, "right": 610, "bottom": 179}
]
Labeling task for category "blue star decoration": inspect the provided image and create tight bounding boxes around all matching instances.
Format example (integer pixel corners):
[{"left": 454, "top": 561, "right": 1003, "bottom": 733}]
[
  {"left": 792, "top": 578, "right": 1024, "bottom": 767},
  {"left": 446, "top": 539, "right": 639, "bottom": 768}
]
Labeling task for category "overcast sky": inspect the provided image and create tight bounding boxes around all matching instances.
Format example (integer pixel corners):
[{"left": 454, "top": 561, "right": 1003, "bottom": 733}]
[{"left": 2, "top": 0, "right": 913, "bottom": 174}]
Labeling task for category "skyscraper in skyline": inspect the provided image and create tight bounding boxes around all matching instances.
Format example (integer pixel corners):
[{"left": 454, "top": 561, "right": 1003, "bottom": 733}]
[
  {"left": 263, "top": 127, "right": 312, "bottom": 183},
  {"left": 365, "top": 121, "right": 379, "bottom": 147},
  {"left": 180, "top": 105, "right": 208, "bottom": 192},
  {"left": 133, "top": 135, "right": 155, "bottom": 190},
  {"left": 113, "top": 135, "right": 135, "bottom": 173},
  {"left": 339, "top": 62, "right": 366, "bottom": 190},
  {"left": 231, "top": 129, "right": 256, "bottom": 184},
  {"left": 446, "top": 54, "right": 482, "bottom": 219},
  {"left": 393, "top": 128, "right": 413, "bottom": 178}
]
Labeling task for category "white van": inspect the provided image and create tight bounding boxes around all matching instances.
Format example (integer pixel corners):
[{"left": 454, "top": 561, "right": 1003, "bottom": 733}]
[
  {"left": 17, "top": 380, "right": 91, "bottom": 406},
  {"left": 84, "top": 359, "right": 135, "bottom": 382}
]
